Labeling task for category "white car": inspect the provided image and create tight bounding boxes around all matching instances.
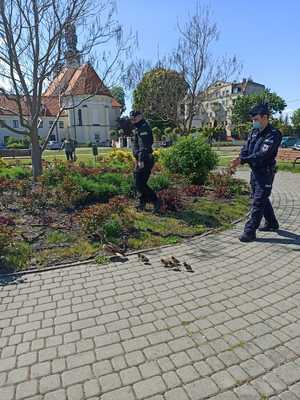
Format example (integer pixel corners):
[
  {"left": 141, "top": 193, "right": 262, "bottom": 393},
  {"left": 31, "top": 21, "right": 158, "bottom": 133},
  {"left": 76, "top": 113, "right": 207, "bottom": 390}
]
[{"left": 292, "top": 140, "right": 300, "bottom": 151}]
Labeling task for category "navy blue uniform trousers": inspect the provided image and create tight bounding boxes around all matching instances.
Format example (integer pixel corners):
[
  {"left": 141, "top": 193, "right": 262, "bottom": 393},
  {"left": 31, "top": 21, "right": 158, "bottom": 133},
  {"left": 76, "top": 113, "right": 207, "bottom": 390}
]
[{"left": 244, "top": 168, "right": 278, "bottom": 234}]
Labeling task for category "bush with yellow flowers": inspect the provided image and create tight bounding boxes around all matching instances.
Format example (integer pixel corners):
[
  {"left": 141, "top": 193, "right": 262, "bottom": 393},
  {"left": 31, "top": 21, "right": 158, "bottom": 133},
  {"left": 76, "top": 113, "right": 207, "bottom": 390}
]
[{"left": 104, "top": 149, "right": 135, "bottom": 167}]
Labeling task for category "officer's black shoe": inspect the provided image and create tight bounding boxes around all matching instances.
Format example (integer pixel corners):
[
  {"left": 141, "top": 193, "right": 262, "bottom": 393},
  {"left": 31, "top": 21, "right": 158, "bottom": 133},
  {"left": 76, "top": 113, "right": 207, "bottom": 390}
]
[
  {"left": 153, "top": 198, "right": 161, "bottom": 214},
  {"left": 258, "top": 222, "right": 279, "bottom": 232},
  {"left": 239, "top": 232, "right": 256, "bottom": 243}
]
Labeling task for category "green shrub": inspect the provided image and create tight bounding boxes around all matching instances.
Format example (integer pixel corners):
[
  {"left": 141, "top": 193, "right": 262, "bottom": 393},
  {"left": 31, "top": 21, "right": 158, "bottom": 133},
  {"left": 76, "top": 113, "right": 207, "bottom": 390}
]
[
  {"left": 152, "top": 127, "right": 162, "bottom": 142},
  {"left": 164, "top": 127, "right": 173, "bottom": 137},
  {"left": 0, "top": 166, "right": 31, "bottom": 180},
  {"left": 162, "top": 135, "right": 218, "bottom": 184},
  {"left": 73, "top": 175, "right": 118, "bottom": 201},
  {"left": 149, "top": 174, "right": 170, "bottom": 192},
  {"left": 103, "top": 218, "right": 122, "bottom": 239}
]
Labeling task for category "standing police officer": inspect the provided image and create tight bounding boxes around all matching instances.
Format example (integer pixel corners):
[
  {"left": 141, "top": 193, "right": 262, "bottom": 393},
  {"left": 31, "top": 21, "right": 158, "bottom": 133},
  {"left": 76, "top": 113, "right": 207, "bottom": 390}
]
[
  {"left": 231, "top": 103, "right": 282, "bottom": 242},
  {"left": 130, "top": 110, "right": 161, "bottom": 213}
]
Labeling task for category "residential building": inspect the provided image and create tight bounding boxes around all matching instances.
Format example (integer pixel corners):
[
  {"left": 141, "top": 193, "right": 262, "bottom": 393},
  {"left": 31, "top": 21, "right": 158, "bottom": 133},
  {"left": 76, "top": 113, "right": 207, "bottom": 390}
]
[{"left": 181, "top": 79, "right": 265, "bottom": 136}]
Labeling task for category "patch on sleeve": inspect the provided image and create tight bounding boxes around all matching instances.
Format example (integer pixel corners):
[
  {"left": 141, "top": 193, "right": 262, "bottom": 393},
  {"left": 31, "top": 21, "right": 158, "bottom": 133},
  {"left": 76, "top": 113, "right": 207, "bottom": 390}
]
[
  {"left": 265, "top": 139, "right": 274, "bottom": 144},
  {"left": 140, "top": 131, "right": 149, "bottom": 136},
  {"left": 262, "top": 144, "right": 270, "bottom": 152}
]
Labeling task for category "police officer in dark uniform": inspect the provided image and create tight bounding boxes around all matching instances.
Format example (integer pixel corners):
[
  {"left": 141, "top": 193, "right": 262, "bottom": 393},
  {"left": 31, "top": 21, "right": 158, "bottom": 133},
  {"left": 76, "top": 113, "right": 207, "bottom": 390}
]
[
  {"left": 130, "top": 110, "right": 161, "bottom": 213},
  {"left": 231, "top": 103, "right": 282, "bottom": 242}
]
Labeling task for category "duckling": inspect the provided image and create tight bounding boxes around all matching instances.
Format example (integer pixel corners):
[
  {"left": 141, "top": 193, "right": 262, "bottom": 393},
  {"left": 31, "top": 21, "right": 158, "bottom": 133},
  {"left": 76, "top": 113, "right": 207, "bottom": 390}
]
[
  {"left": 183, "top": 262, "right": 194, "bottom": 273},
  {"left": 138, "top": 254, "right": 150, "bottom": 264}
]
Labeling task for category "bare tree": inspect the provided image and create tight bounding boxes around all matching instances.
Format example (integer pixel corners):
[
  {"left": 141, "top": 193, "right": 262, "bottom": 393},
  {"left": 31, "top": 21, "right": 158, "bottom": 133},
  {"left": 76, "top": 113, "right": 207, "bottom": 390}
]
[
  {"left": 0, "top": 0, "right": 135, "bottom": 179},
  {"left": 172, "top": 3, "right": 241, "bottom": 133}
]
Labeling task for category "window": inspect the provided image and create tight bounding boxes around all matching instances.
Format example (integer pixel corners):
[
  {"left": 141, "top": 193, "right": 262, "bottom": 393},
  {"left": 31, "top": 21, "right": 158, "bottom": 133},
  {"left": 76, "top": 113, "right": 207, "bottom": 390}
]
[
  {"left": 59, "top": 121, "right": 64, "bottom": 129},
  {"left": 13, "top": 120, "right": 19, "bottom": 128},
  {"left": 38, "top": 120, "right": 43, "bottom": 129},
  {"left": 180, "top": 104, "right": 185, "bottom": 115},
  {"left": 49, "top": 121, "right": 54, "bottom": 126},
  {"left": 78, "top": 109, "right": 82, "bottom": 126}
]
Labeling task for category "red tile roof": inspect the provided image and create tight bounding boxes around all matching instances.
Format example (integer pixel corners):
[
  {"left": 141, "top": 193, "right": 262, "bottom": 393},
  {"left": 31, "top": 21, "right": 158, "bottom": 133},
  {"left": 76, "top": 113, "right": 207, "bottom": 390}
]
[
  {"left": 0, "top": 64, "right": 121, "bottom": 117},
  {"left": 112, "top": 98, "right": 122, "bottom": 108},
  {"left": 44, "top": 63, "right": 111, "bottom": 97},
  {"left": 0, "top": 96, "right": 66, "bottom": 117}
]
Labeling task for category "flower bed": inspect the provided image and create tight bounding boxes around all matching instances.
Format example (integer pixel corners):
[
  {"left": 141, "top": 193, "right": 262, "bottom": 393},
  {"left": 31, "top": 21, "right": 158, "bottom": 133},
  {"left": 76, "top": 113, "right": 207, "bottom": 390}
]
[{"left": 0, "top": 149, "right": 249, "bottom": 273}]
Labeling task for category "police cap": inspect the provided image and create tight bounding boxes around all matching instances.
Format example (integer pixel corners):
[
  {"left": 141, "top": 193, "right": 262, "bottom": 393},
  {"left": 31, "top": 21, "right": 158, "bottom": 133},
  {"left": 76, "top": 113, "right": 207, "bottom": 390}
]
[{"left": 249, "top": 103, "right": 270, "bottom": 117}]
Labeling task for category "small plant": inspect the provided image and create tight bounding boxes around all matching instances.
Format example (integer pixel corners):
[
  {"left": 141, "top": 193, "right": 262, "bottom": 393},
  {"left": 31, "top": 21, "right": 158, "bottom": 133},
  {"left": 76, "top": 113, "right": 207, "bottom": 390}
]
[
  {"left": 0, "top": 225, "right": 14, "bottom": 254},
  {"left": 208, "top": 167, "right": 249, "bottom": 199},
  {"left": 78, "top": 196, "right": 134, "bottom": 240},
  {"left": 55, "top": 176, "right": 88, "bottom": 209},
  {"left": 149, "top": 174, "right": 170, "bottom": 192},
  {"left": 158, "top": 189, "right": 183, "bottom": 212},
  {"left": 182, "top": 185, "right": 205, "bottom": 197},
  {"left": 95, "top": 255, "right": 109, "bottom": 265}
]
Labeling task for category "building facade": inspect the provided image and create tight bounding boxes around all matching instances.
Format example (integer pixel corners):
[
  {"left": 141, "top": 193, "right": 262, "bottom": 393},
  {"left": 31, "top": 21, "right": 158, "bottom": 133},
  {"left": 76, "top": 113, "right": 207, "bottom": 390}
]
[
  {"left": 182, "top": 79, "right": 265, "bottom": 136},
  {"left": 0, "top": 64, "right": 122, "bottom": 146}
]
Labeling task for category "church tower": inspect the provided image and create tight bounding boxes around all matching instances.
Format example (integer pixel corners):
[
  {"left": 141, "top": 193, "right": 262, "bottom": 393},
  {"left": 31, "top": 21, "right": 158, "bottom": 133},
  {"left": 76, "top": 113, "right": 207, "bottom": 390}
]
[{"left": 64, "top": 20, "right": 81, "bottom": 68}]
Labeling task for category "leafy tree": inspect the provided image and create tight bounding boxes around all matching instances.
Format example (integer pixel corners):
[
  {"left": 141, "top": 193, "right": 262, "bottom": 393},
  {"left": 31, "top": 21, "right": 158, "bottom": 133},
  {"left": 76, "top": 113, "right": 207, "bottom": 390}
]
[
  {"left": 291, "top": 109, "right": 300, "bottom": 130},
  {"left": 232, "top": 90, "right": 286, "bottom": 126},
  {"left": 0, "top": 0, "right": 135, "bottom": 180},
  {"left": 172, "top": 4, "right": 240, "bottom": 133},
  {"left": 133, "top": 68, "right": 188, "bottom": 127},
  {"left": 110, "top": 86, "right": 126, "bottom": 114}
]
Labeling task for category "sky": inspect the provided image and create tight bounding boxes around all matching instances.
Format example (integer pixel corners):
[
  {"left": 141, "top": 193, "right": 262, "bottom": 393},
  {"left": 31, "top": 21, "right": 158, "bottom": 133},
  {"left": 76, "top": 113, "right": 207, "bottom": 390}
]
[{"left": 116, "top": 0, "right": 300, "bottom": 117}]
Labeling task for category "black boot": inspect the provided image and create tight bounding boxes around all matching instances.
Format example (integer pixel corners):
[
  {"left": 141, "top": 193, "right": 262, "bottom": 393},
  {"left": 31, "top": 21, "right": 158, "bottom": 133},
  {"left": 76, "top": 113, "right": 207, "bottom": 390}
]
[
  {"left": 258, "top": 222, "right": 279, "bottom": 232},
  {"left": 239, "top": 232, "right": 256, "bottom": 243},
  {"left": 152, "top": 198, "right": 161, "bottom": 214}
]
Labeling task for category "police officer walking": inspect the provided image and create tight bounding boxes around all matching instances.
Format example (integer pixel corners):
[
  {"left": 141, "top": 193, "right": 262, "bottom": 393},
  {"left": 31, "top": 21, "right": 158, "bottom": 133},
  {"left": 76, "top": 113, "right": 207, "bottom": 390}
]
[
  {"left": 231, "top": 103, "right": 282, "bottom": 242},
  {"left": 130, "top": 111, "right": 161, "bottom": 213}
]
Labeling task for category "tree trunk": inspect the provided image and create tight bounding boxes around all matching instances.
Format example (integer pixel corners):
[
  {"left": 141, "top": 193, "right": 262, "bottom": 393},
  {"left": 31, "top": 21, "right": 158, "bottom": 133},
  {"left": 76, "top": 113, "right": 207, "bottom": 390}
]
[{"left": 31, "top": 130, "right": 43, "bottom": 180}]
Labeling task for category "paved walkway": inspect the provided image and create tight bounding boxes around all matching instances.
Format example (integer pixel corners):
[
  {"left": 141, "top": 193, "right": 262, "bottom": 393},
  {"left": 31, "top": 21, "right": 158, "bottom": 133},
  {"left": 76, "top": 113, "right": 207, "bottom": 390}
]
[{"left": 1, "top": 171, "right": 300, "bottom": 400}]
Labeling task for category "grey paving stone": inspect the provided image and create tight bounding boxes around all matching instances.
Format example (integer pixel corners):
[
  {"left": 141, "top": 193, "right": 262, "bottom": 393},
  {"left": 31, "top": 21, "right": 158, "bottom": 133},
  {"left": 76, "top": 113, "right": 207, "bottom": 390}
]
[
  {"left": 139, "top": 360, "right": 161, "bottom": 379},
  {"left": 163, "top": 371, "right": 181, "bottom": 389},
  {"left": 62, "top": 366, "right": 92, "bottom": 387},
  {"left": 99, "top": 372, "right": 122, "bottom": 392},
  {"left": 101, "top": 386, "right": 135, "bottom": 400},
  {"left": 0, "top": 386, "right": 15, "bottom": 400},
  {"left": 120, "top": 366, "right": 141, "bottom": 385},
  {"left": 234, "top": 384, "right": 260, "bottom": 400},
  {"left": 7, "top": 367, "right": 28, "bottom": 384},
  {"left": 164, "top": 387, "right": 190, "bottom": 400},
  {"left": 185, "top": 377, "right": 219, "bottom": 399},
  {"left": 15, "top": 380, "right": 38, "bottom": 399},
  {"left": 212, "top": 370, "right": 236, "bottom": 390},
  {"left": 40, "top": 374, "right": 61, "bottom": 394},
  {"left": 133, "top": 376, "right": 166, "bottom": 399}
]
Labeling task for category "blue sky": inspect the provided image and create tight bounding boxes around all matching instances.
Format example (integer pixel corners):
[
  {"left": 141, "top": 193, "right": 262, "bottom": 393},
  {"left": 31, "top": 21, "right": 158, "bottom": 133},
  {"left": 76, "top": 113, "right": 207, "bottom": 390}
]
[{"left": 116, "top": 0, "right": 300, "bottom": 116}]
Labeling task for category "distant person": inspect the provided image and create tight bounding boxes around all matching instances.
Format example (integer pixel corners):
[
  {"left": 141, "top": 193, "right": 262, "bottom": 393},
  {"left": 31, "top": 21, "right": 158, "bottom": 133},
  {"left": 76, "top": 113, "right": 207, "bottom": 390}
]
[
  {"left": 61, "top": 138, "right": 74, "bottom": 161},
  {"left": 231, "top": 103, "right": 282, "bottom": 242},
  {"left": 130, "top": 110, "right": 161, "bottom": 213}
]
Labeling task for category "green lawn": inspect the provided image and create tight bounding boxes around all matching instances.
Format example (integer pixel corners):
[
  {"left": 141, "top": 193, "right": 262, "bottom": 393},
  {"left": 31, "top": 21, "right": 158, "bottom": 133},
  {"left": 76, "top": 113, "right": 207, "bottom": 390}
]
[
  {"left": 2, "top": 147, "right": 111, "bottom": 166},
  {"left": 3, "top": 145, "right": 300, "bottom": 173}
]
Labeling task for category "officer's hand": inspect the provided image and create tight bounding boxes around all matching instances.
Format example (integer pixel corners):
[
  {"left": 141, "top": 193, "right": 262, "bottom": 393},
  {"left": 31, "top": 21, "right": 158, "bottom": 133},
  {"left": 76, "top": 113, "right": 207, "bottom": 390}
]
[
  {"left": 230, "top": 157, "right": 241, "bottom": 169},
  {"left": 137, "top": 161, "right": 144, "bottom": 169}
]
